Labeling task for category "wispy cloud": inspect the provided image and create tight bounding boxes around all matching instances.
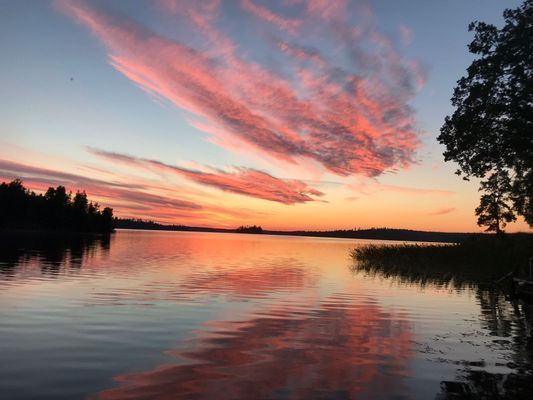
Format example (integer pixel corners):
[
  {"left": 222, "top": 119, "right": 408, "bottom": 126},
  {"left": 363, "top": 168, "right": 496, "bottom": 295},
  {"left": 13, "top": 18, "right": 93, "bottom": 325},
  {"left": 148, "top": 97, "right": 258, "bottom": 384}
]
[
  {"left": 56, "top": 0, "right": 423, "bottom": 177},
  {"left": 0, "top": 159, "right": 256, "bottom": 225},
  {"left": 378, "top": 184, "right": 454, "bottom": 197},
  {"left": 348, "top": 179, "right": 455, "bottom": 197},
  {"left": 428, "top": 207, "right": 456, "bottom": 216},
  {"left": 241, "top": 0, "right": 301, "bottom": 33},
  {"left": 89, "top": 148, "right": 324, "bottom": 205},
  {"left": 344, "top": 196, "right": 359, "bottom": 202},
  {"left": 0, "top": 159, "right": 142, "bottom": 190},
  {"left": 398, "top": 25, "right": 414, "bottom": 45}
]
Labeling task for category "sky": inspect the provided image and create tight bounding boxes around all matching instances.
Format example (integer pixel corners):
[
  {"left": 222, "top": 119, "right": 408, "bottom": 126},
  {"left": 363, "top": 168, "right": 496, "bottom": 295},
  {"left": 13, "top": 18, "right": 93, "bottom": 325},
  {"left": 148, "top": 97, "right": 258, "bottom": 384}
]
[{"left": 1, "top": 0, "right": 530, "bottom": 232}]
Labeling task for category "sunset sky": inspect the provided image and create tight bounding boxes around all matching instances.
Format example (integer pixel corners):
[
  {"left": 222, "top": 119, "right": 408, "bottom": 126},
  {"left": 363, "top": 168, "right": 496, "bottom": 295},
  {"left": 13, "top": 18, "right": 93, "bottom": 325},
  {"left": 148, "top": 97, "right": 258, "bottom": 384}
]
[{"left": 1, "top": 0, "right": 530, "bottom": 232}]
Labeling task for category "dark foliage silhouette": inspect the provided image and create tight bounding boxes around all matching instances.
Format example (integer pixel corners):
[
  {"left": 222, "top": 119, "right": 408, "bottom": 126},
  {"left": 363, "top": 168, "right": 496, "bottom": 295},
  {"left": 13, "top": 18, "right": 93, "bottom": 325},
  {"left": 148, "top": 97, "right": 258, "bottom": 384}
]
[
  {"left": 235, "top": 225, "right": 263, "bottom": 234},
  {"left": 115, "top": 218, "right": 230, "bottom": 233},
  {"left": 475, "top": 170, "right": 517, "bottom": 234},
  {"left": 439, "top": 0, "right": 533, "bottom": 232},
  {"left": 115, "top": 218, "right": 469, "bottom": 243},
  {"left": 0, "top": 180, "right": 114, "bottom": 233},
  {"left": 275, "top": 228, "right": 469, "bottom": 243},
  {"left": 351, "top": 234, "right": 533, "bottom": 285}
]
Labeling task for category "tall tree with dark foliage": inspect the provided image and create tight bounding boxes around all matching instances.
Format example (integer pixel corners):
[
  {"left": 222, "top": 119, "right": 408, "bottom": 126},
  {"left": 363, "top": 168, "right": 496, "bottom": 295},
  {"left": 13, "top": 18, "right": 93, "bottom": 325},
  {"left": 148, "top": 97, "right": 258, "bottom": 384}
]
[{"left": 439, "top": 0, "right": 533, "bottom": 232}]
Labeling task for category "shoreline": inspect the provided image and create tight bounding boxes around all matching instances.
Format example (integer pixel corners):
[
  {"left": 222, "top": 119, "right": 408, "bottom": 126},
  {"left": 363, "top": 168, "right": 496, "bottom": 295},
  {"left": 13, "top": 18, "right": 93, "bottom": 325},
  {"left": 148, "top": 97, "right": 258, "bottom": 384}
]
[{"left": 113, "top": 226, "right": 469, "bottom": 243}]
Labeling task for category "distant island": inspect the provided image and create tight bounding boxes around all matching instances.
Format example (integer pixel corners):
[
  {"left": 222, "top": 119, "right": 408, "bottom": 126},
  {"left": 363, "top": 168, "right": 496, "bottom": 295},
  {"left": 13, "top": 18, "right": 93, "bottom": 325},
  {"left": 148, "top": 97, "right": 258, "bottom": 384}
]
[
  {"left": 0, "top": 180, "right": 114, "bottom": 233},
  {"left": 115, "top": 218, "right": 470, "bottom": 243},
  {"left": 236, "top": 225, "right": 263, "bottom": 234}
]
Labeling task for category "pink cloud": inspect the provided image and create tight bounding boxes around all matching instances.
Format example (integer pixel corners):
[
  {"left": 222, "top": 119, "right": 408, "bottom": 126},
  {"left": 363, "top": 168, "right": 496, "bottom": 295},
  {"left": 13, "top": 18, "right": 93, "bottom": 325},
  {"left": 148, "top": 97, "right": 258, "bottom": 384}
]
[
  {"left": 241, "top": 0, "right": 301, "bottom": 33},
  {"left": 0, "top": 159, "right": 142, "bottom": 190},
  {"left": 287, "top": 0, "right": 348, "bottom": 22},
  {"left": 56, "top": 0, "right": 423, "bottom": 177},
  {"left": 399, "top": 25, "right": 414, "bottom": 45},
  {"left": 0, "top": 159, "right": 257, "bottom": 225},
  {"left": 89, "top": 148, "right": 324, "bottom": 205}
]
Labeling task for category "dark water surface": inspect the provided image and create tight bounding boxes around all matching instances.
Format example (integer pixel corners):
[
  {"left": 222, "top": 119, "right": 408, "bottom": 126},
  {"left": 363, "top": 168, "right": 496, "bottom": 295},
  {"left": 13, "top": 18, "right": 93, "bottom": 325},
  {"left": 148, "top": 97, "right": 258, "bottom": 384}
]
[{"left": 1, "top": 230, "right": 532, "bottom": 399}]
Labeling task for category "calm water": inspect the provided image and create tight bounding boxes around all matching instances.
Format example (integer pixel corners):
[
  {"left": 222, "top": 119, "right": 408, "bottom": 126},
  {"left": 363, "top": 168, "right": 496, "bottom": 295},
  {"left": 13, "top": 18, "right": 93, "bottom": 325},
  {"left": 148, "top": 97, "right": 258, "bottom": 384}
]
[{"left": 1, "top": 230, "right": 532, "bottom": 399}]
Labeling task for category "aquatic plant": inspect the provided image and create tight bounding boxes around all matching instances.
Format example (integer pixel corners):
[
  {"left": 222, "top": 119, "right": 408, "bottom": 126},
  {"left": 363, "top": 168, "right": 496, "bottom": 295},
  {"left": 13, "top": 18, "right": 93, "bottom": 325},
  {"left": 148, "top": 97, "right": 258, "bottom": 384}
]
[{"left": 351, "top": 234, "right": 533, "bottom": 288}]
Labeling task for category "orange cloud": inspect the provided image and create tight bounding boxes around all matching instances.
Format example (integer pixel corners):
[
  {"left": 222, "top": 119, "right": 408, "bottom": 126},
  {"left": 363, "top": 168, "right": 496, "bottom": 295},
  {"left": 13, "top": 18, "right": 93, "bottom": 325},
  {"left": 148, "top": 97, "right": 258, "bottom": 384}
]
[
  {"left": 89, "top": 148, "right": 324, "bottom": 205},
  {"left": 428, "top": 207, "right": 456, "bottom": 216},
  {"left": 379, "top": 184, "right": 454, "bottom": 196},
  {"left": 56, "top": 0, "right": 423, "bottom": 177},
  {"left": 348, "top": 179, "right": 455, "bottom": 197}
]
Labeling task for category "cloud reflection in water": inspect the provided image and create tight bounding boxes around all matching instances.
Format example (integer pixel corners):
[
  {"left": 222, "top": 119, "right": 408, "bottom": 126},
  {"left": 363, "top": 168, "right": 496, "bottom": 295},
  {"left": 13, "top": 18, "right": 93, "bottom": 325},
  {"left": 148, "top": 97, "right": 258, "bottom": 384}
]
[{"left": 97, "top": 296, "right": 413, "bottom": 400}]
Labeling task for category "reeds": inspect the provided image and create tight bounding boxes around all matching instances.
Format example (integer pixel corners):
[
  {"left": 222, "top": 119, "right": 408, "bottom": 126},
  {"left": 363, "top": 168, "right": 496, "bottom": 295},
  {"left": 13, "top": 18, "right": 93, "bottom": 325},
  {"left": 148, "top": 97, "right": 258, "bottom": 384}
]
[{"left": 350, "top": 234, "right": 533, "bottom": 288}]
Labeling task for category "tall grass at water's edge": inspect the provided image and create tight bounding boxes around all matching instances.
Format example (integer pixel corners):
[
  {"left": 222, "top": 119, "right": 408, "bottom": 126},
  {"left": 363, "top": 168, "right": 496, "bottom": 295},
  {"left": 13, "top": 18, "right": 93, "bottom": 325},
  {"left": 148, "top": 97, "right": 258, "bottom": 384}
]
[{"left": 350, "top": 234, "right": 533, "bottom": 289}]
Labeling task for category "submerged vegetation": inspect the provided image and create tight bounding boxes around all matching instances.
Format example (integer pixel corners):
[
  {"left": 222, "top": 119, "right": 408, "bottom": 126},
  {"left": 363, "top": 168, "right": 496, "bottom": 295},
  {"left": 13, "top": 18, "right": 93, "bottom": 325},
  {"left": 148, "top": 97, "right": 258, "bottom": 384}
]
[
  {"left": 351, "top": 234, "right": 533, "bottom": 288},
  {"left": 0, "top": 180, "right": 114, "bottom": 233}
]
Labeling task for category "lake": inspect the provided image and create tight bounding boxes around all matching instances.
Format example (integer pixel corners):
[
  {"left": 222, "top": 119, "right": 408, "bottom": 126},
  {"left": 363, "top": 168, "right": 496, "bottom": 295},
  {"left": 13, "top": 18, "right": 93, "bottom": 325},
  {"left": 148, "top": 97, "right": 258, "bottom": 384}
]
[{"left": 1, "top": 230, "right": 532, "bottom": 399}]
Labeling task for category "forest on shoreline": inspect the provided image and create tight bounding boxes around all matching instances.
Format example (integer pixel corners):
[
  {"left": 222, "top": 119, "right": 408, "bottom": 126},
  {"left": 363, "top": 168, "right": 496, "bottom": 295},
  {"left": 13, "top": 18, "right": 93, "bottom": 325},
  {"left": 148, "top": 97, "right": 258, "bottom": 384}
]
[{"left": 0, "top": 180, "right": 114, "bottom": 233}]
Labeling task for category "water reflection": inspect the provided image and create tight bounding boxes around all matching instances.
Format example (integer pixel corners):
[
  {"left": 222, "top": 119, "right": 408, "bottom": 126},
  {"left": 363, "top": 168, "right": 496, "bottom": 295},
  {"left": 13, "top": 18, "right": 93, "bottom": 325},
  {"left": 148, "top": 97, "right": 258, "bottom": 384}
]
[
  {"left": 353, "top": 258, "right": 533, "bottom": 399},
  {"left": 0, "top": 231, "right": 111, "bottom": 277},
  {"left": 353, "top": 256, "right": 479, "bottom": 291},
  {"left": 3, "top": 231, "right": 533, "bottom": 399},
  {"left": 97, "top": 297, "right": 413, "bottom": 400},
  {"left": 180, "top": 260, "right": 313, "bottom": 299},
  {"left": 438, "top": 369, "right": 533, "bottom": 399},
  {"left": 439, "top": 292, "right": 533, "bottom": 399}
]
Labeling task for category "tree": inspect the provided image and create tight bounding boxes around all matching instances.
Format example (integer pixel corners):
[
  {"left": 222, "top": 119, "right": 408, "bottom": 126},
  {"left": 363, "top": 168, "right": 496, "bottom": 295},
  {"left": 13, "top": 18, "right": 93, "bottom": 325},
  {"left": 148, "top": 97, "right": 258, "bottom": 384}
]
[
  {"left": 438, "top": 0, "right": 533, "bottom": 230},
  {"left": 72, "top": 191, "right": 89, "bottom": 228},
  {"left": 100, "top": 207, "right": 114, "bottom": 232},
  {"left": 0, "top": 180, "right": 115, "bottom": 233},
  {"left": 236, "top": 225, "right": 263, "bottom": 234},
  {"left": 45, "top": 186, "right": 70, "bottom": 207},
  {"left": 72, "top": 191, "right": 88, "bottom": 213},
  {"left": 0, "top": 179, "right": 30, "bottom": 223},
  {"left": 475, "top": 170, "right": 516, "bottom": 234}
]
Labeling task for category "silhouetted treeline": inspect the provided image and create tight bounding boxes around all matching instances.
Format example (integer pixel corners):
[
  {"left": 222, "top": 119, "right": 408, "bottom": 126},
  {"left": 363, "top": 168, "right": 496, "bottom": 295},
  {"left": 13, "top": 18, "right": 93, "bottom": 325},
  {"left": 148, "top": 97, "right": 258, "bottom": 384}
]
[
  {"left": 0, "top": 180, "right": 114, "bottom": 233},
  {"left": 115, "top": 219, "right": 471, "bottom": 243},
  {"left": 268, "top": 228, "right": 470, "bottom": 243},
  {"left": 236, "top": 225, "right": 263, "bottom": 234},
  {"left": 115, "top": 218, "right": 231, "bottom": 233}
]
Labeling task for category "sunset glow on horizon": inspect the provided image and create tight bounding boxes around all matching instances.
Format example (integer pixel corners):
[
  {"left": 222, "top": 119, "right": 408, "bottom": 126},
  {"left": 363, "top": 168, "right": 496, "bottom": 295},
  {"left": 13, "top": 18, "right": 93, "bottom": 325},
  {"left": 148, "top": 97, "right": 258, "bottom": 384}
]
[{"left": 1, "top": 0, "right": 531, "bottom": 232}]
